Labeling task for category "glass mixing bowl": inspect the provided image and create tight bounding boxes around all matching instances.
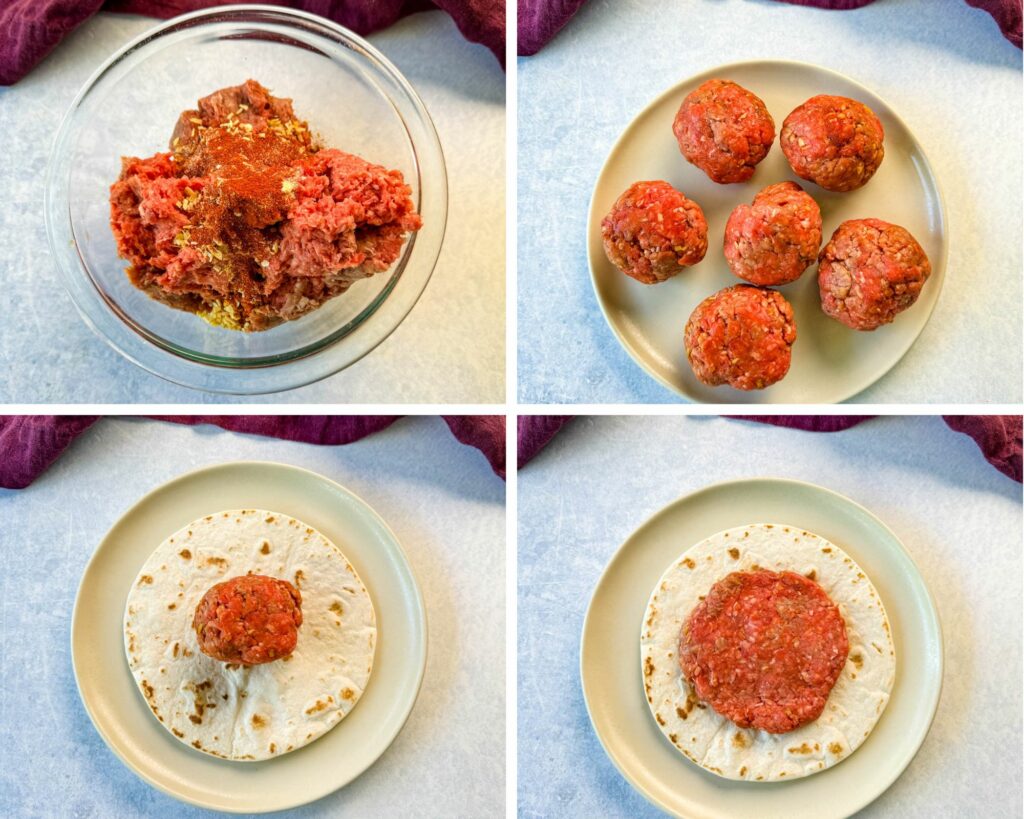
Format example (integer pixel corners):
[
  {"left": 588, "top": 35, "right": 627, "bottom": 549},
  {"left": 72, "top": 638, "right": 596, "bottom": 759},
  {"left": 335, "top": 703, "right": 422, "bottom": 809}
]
[{"left": 45, "top": 5, "right": 447, "bottom": 394}]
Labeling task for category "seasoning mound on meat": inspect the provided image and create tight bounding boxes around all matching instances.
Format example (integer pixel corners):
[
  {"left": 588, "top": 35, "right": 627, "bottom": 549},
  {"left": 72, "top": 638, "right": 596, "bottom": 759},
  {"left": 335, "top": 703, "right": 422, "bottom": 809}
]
[{"left": 109, "top": 80, "right": 422, "bottom": 331}]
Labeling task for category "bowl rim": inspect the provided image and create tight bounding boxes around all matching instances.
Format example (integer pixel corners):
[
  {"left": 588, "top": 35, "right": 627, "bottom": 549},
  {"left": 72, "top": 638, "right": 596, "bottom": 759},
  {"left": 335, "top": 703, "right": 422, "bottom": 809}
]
[{"left": 44, "top": 4, "right": 448, "bottom": 395}]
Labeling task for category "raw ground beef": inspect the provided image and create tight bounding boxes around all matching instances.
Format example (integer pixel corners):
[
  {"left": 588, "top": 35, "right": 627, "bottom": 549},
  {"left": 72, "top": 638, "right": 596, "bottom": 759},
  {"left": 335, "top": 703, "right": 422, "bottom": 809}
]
[
  {"left": 724, "top": 181, "right": 822, "bottom": 286},
  {"left": 109, "top": 79, "right": 422, "bottom": 331},
  {"left": 684, "top": 285, "right": 796, "bottom": 390},
  {"left": 193, "top": 574, "right": 303, "bottom": 665},
  {"left": 673, "top": 79, "right": 775, "bottom": 184},
  {"left": 781, "top": 95, "right": 884, "bottom": 193},
  {"left": 818, "top": 218, "right": 931, "bottom": 330},
  {"left": 679, "top": 570, "right": 849, "bottom": 734},
  {"left": 601, "top": 180, "right": 708, "bottom": 284}
]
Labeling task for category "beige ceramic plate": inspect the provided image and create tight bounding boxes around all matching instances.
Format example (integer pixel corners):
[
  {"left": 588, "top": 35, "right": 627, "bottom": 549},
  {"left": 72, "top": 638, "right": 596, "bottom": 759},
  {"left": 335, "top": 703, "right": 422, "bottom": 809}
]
[
  {"left": 587, "top": 61, "right": 948, "bottom": 403},
  {"left": 71, "top": 461, "right": 427, "bottom": 813},
  {"left": 580, "top": 478, "right": 942, "bottom": 819}
]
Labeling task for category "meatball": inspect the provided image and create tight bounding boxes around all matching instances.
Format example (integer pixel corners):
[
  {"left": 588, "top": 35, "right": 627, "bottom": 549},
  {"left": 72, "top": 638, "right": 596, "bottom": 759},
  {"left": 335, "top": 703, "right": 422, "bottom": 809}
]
[
  {"left": 684, "top": 285, "right": 796, "bottom": 390},
  {"left": 818, "top": 218, "right": 931, "bottom": 331},
  {"left": 601, "top": 181, "right": 708, "bottom": 284},
  {"left": 781, "top": 95, "right": 884, "bottom": 192},
  {"left": 723, "top": 182, "right": 822, "bottom": 286},
  {"left": 193, "top": 574, "right": 303, "bottom": 665},
  {"left": 672, "top": 79, "right": 775, "bottom": 184}
]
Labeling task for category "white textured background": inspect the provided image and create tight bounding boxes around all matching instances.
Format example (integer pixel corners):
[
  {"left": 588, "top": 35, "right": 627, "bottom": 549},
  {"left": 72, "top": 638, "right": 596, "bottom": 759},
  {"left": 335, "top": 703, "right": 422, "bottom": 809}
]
[
  {"left": 517, "top": 0, "right": 1023, "bottom": 403},
  {"left": 0, "top": 11, "right": 504, "bottom": 403},
  {"left": 518, "top": 415, "right": 1022, "bottom": 816},
  {"left": 0, "top": 416, "right": 505, "bottom": 816}
]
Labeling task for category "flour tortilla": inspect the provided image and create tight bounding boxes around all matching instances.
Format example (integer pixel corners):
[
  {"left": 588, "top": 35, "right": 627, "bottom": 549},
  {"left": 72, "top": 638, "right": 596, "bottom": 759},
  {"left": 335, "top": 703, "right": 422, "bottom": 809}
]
[
  {"left": 641, "top": 523, "right": 894, "bottom": 782},
  {"left": 124, "top": 509, "right": 376, "bottom": 761}
]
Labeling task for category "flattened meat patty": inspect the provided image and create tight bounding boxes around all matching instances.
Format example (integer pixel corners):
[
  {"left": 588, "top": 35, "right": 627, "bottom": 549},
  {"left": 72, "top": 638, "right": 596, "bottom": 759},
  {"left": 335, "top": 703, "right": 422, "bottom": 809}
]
[{"left": 679, "top": 570, "right": 849, "bottom": 734}]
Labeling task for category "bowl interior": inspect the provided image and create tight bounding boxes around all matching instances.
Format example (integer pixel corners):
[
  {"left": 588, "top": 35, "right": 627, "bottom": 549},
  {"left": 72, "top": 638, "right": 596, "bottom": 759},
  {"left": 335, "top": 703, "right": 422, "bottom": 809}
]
[{"left": 65, "top": 14, "right": 420, "bottom": 364}]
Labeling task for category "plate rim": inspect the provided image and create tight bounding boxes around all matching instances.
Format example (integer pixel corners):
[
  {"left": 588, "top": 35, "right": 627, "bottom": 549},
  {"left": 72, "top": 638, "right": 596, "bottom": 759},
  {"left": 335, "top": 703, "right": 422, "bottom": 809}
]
[
  {"left": 579, "top": 475, "right": 944, "bottom": 819},
  {"left": 585, "top": 58, "right": 950, "bottom": 404},
  {"left": 70, "top": 459, "right": 428, "bottom": 813}
]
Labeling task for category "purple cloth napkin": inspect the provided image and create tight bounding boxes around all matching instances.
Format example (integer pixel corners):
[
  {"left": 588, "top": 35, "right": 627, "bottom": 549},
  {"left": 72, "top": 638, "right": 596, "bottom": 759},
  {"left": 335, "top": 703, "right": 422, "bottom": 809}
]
[
  {"left": 0, "top": 415, "right": 505, "bottom": 489},
  {"left": 518, "top": 0, "right": 1021, "bottom": 54},
  {"left": 518, "top": 415, "right": 573, "bottom": 468},
  {"left": 0, "top": 0, "right": 505, "bottom": 86},
  {"left": 516, "top": 415, "right": 1023, "bottom": 482}
]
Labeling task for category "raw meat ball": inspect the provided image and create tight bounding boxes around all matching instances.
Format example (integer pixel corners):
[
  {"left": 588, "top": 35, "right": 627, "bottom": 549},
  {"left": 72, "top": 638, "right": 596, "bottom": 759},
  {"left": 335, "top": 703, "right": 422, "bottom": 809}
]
[
  {"left": 601, "top": 180, "right": 708, "bottom": 284},
  {"left": 818, "top": 218, "right": 931, "bottom": 330},
  {"left": 672, "top": 79, "right": 775, "bottom": 184},
  {"left": 684, "top": 285, "right": 796, "bottom": 390},
  {"left": 724, "top": 181, "right": 822, "bottom": 286},
  {"left": 781, "top": 95, "right": 884, "bottom": 192}
]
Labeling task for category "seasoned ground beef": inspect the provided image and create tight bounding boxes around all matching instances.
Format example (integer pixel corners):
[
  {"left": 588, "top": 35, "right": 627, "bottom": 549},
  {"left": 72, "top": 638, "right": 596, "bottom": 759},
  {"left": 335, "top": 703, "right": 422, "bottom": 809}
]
[
  {"left": 724, "top": 182, "right": 822, "bottom": 286},
  {"left": 193, "top": 574, "right": 302, "bottom": 665},
  {"left": 601, "top": 181, "right": 708, "bottom": 284},
  {"left": 781, "top": 95, "right": 884, "bottom": 192},
  {"left": 679, "top": 570, "right": 849, "bottom": 734},
  {"left": 818, "top": 218, "right": 931, "bottom": 330},
  {"left": 109, "top": 79, "right": 422, "bottom": 331},
  {"left": 684, "top": 285, "right": 796, "bottom": 390},
  {"left": 672, "top": 79, "right": 775, "bottom": 184}
]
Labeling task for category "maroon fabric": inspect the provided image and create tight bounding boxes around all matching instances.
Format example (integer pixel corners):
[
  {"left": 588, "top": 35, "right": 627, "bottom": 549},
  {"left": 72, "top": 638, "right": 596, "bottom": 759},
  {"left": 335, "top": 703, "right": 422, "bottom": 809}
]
[
  {"left": 0, "top": 0, "right": 504, "bottom": 86},
  {"left": 443, "top": 415, "right": 507, "bottom": 478},
  {"left": 0, "top": 415, "right": 505, "bottom": 489},
  {"left": 737, "top": 415, "right": 874, "bottom": 433},
  {"left": 517, "top": 0, "right": 584, "bottom": 56},
  {"left": 0, "top": 416, "right": 101, "bottom": 489},
  {"left": 737, "top": 415, "right": 1022, "bottom": 481},
  {"left": 517, "top": 0, "right": 1021, "bottom": 54},
  {"left": 150, "top": 414, "right": 401, "bottom": 444},
  {"left": 943, "top": 415, "right": 1023, "bottom": 483},
  {"left": 517, "top": 415, "right": 573, "bottom": 467},
  {"left": 516, "top": 415, "right": 1022, "bottom": 482}
]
